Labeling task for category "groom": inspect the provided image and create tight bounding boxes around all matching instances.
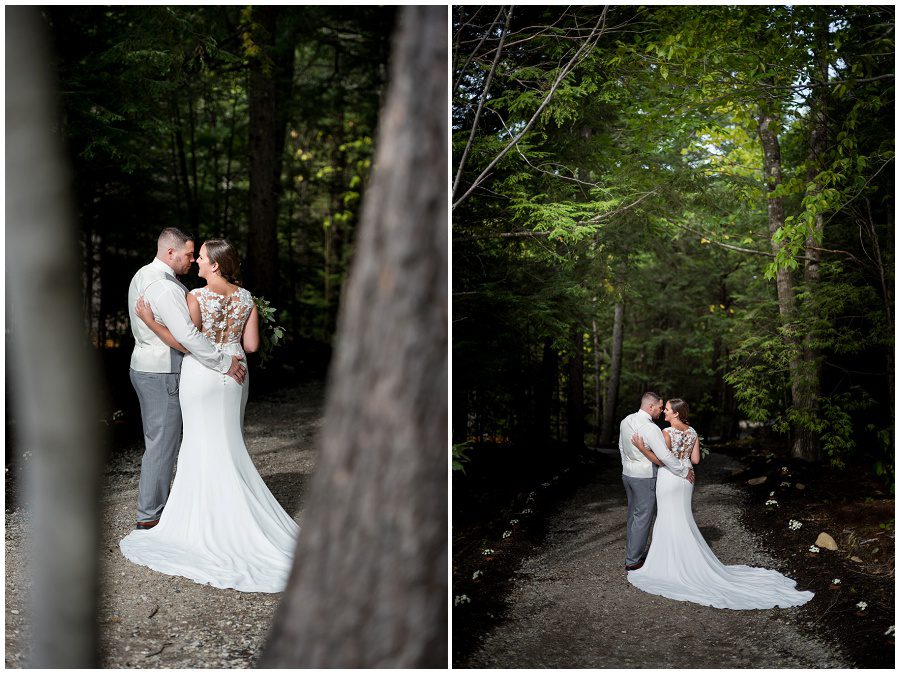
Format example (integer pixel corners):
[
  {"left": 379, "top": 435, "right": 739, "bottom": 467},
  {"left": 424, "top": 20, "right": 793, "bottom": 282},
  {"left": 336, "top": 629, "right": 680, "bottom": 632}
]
[
  {"left": 619, "top": 392, "right": 694, "bottom": 570},
  {"left": 127, "top": 227, "right": 246, "bottom": 530}
]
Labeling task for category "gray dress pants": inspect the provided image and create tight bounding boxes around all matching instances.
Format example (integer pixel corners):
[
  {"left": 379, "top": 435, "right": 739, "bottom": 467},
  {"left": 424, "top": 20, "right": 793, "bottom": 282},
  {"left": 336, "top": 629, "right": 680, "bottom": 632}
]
[
  {"left": 622, "top": 469, "right": 657, "bottom": 566},
  {"left": 130, "top": 369, "right": 182, "bottom": 522}
]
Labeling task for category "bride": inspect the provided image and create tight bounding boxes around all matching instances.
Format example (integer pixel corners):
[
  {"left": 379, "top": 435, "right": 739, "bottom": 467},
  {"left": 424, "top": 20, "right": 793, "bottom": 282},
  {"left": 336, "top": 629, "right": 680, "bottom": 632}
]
[
  {"left": 628, "top": 398, "right": 813, "bottom": 610},
  {"left": 120, "top": 239, "right": 299, "bottom": 593}
]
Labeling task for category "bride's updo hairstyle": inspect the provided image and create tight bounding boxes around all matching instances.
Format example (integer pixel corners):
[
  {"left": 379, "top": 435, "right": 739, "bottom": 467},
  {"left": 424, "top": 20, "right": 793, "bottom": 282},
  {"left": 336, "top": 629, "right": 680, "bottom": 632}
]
[
  {"left": 204, "top": 238, "right": 241, "bottom": 285},
  {"left": 668, "top": 398, "right": 690, "bottom": 424}
]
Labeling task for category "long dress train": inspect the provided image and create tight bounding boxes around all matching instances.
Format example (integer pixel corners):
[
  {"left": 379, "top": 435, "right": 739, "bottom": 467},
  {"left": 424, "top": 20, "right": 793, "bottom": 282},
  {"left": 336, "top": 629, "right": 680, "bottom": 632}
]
[
  {"left": 120, "top": 287, "right": 299, "bottom": 593},
  {"left": 627, "top": 427, "right": 813, "bottom": 610}
]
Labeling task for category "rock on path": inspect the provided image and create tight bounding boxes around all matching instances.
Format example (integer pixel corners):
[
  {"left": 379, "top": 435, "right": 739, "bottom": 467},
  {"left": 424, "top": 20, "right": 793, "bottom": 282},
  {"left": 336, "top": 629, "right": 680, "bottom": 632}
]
[
  {"left": 5, "top": 382, "right": 322, "bottom": 669},
  {"left": 463, "top": 451, "right": 848, "bottom": 668}
]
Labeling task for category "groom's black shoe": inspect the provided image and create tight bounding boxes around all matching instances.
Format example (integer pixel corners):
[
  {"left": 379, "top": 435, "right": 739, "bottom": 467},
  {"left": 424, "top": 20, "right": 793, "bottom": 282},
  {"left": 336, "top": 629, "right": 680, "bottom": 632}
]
[
  {"left": 135, "top": 519, "right": 160, "bottom": 530},
  {"left": 625, "top": 557, "right": 646, "bottom": 571}
]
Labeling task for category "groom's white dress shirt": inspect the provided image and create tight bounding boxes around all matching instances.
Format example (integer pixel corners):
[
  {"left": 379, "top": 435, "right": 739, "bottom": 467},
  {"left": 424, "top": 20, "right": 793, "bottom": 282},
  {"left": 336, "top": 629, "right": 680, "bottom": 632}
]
[
  {"left": 619, "top": 409, "right": 690, "bottom": 479},
  {"left": 128, "top": 258, "right": 230, "bottom": 373}
]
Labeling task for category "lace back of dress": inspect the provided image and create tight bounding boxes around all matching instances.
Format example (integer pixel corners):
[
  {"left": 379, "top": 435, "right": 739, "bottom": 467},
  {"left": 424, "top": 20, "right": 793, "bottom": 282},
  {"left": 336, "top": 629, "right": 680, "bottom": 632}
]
[
  {"left": 671, "top": 427, "right": 697, "bottom": 460},
  {"left": 193, "top": 287, "right": 254, "bottom": 346}
]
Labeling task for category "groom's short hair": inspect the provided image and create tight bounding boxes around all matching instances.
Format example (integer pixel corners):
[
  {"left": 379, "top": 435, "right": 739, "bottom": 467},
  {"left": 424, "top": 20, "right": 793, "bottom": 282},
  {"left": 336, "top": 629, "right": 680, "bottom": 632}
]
[
  {"left": 158, "top": 227, "right": 192, "bottom": 250},
  {"left": 641, "top": 391, "right": 662, "bottom": 406}
]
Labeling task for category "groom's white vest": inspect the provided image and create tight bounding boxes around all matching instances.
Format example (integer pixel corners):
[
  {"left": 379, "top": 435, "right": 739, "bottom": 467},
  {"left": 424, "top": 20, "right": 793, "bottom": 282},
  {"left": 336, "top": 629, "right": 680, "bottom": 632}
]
[
  {"left": 619, "top": 410, "right": 660, "bottom": 478},
  {"left": 619, "top": 409, "right": 691, "bottom": 479},
  {"left": 128, "top": 258, "right": 187, "bottom": 373}
]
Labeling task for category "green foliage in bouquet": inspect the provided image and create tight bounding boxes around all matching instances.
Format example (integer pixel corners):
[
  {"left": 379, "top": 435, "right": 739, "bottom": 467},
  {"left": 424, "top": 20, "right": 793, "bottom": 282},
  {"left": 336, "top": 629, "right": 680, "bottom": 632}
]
[
  {"left": 452, "top": 441, "right": 472, "bottom": 474},
  {"left": 253, "top": 296, "right": 285, "bottom": 368}
]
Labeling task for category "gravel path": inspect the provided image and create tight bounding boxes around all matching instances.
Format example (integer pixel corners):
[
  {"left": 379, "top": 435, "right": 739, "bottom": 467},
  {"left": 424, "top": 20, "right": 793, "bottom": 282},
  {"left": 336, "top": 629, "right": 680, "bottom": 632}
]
[
  {"left": 5, "top": 381, "right": 322, "bottom": 668},
  {"left": 463, "top": 450, "right": 849, "bottom": 668}
]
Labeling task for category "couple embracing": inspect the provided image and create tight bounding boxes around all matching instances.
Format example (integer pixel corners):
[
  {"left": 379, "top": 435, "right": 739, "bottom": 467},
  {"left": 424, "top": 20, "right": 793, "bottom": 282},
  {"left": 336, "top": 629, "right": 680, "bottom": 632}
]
[
  {"left": 119, "top": 228, "right": 299, "bottom": 593},
  {"left": 619, "top": 392, "right": 813, "bottom": 610}
]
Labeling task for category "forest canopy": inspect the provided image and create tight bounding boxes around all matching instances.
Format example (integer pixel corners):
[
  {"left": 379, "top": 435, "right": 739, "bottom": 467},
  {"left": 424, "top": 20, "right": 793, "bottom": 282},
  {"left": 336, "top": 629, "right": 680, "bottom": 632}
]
[
  {"left": 452, "top": 5, "right": 894, "bottom": 483},
  {"left": 46, "top": 5, "right": 396, "bottom": 363}
]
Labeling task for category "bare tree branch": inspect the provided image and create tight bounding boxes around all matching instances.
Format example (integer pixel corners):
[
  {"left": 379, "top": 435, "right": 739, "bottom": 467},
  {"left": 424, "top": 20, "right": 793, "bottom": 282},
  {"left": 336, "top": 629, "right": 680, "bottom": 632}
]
[
  {"left": 452, "top": 5, "right": 504, "bottom": 92},
  {"left": 452, "top": 5, "right": 513, "bottom": 198},
  {"left": 453, "top": 6, "right": 609, "bottom": 211},
  {"left": 668, "top": 220, "right": 780, "bottom": 258}
]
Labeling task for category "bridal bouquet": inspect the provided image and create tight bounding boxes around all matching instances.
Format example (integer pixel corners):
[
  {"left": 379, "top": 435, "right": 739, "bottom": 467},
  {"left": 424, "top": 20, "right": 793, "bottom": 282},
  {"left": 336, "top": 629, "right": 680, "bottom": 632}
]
[{"left": 253, "top": 296, "right": 285, "bottom": 368}]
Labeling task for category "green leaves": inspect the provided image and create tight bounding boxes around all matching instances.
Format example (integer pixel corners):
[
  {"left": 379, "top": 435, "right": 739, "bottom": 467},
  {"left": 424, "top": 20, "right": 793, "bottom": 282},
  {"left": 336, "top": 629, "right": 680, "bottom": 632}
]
[
  {"left": 452, "top": 442, "right": 472, "bottom": 474},
  {"left": 253, "top": 296, "right": 286, "bottom": 369}
]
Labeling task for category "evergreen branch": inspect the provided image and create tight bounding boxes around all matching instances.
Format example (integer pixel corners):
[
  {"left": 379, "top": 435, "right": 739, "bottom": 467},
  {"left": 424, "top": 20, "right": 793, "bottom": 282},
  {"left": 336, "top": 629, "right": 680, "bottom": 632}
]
[
  {"left": 581, "top": 190, "right": 659, "bottom": 223},
  {"left": 453, "top": 231, "right": 551, "bottom": 242},
  {"left": 453, "top": 6, "right": 609, "bottom": 211},
  {"left": 453, "top": 190, "right": 659, "bottom": 242}
]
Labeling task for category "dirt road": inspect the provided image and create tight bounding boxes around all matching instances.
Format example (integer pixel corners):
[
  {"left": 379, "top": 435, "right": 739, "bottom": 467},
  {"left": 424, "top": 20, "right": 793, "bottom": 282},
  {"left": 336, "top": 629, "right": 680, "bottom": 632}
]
[{"left": 461, "top": 450, "right": 848, "bottom": 668}]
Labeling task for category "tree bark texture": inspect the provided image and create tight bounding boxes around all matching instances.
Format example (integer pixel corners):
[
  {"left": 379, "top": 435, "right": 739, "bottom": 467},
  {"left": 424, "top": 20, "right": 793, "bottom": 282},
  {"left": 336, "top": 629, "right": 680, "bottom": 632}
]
[
  {"left": 599, "top": 301, "right": 625, "bottom": 446},
  {"left": 6, "top": 7, "right": 108, "bottom": 667},
  {"left": 758, "top": 111, "right": 814, "bottom": 461},
  {"left": 246, "top": 6, "right": 279, "bottom": 301},
  {"left": 261, "top": 6, "right": 447, "bottom": 667}
]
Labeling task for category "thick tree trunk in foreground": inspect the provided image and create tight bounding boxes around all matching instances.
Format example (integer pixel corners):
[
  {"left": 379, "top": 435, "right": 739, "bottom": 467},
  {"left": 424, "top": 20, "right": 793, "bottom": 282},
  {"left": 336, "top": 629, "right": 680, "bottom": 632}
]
[
  {"left": 246, "top": 6, "right": 279, "bottom": 301},
  {"left": 262, "top": 6, "right": 448, "bottom": 667},
  {"left": 599, "top": 301, "right": 624, "bottom": 446},
  {"left": 6, "top": 7, "right": 107, "bottom": 667}
]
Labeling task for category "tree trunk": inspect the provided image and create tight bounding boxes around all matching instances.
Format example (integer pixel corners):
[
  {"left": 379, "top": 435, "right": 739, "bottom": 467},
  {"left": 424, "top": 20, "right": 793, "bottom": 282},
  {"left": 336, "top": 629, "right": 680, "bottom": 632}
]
[
  {"left": 882, "top": 197, "right": 894, "bottom": 418},
  {"left": 172, "top": 97, "right": 196, "bottom": 231},
  {"left": 567, "top": 326, "right": 584, "bottom": 450},
  {"left": 222, "top": 92, "right": 239, "bottom": 237},
  {"left": 795, "top": 20, "right": 830, "bottom": 461},
  {"left": 591, "top": 315, "right": 602, "bottom": 445},
  {"left": 187, "top": 94, "right": 200, "bottom": 232},
  {"left": 261, "top": 7, "right": 447, "bottom": 667},
  {"left": 758, "top": 109, "right": 813, "bottom": 460},
  {"left": 534, "top": 337, "right": 555, "bottom": 448},
  {"left": 6, "top": 7, "right": 108, "bottom": 666},
  {"left": 599, "top": 301, "right": 624, "bottom": 446},
  {"left": 246, "top": 6, "right": 279, "bottom": 301}
]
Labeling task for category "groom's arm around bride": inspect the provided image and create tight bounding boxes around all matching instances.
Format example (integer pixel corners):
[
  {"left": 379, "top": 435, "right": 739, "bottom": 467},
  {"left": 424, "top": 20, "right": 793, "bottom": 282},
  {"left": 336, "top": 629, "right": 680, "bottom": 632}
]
[
  {"left": 635, "top": 423, "right": 694, "bottom": 482},
  {"left": 138, "top": 279, "right": 245, "bottom": 382}
]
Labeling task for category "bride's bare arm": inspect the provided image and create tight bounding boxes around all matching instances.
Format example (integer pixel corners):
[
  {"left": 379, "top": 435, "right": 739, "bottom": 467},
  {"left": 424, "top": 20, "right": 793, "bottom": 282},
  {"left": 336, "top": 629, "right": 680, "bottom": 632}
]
[
  {"left": 187, "top": 293, "right": 202, "bottom": 330},
  {"left": 631, "top": 433, "right": 663, "bottom": 466},
  {"left": 242, "top": 305, "right": 260, "bottom": 353},
  {"left": 135, "top": 297, "right": 187, "bottom": 353},
  {"left": 691, "top": 436, "right": 701, "bottom": 465}
]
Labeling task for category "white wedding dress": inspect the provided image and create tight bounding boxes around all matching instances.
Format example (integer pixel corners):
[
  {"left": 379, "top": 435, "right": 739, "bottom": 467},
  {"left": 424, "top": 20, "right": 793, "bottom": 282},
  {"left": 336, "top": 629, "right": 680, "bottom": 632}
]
[
  {"left": 628, "top": 427, "right": 814, "bottom": 610},
  {"left": 120, "top": 287, "right": 299, "bottom": 593}
]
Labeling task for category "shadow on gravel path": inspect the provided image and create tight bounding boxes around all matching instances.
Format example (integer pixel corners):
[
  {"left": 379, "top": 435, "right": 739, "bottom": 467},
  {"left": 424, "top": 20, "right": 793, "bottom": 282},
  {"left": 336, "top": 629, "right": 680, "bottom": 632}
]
[{"left": 461, "top": 450, "right": 848, "bottom": 669}]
